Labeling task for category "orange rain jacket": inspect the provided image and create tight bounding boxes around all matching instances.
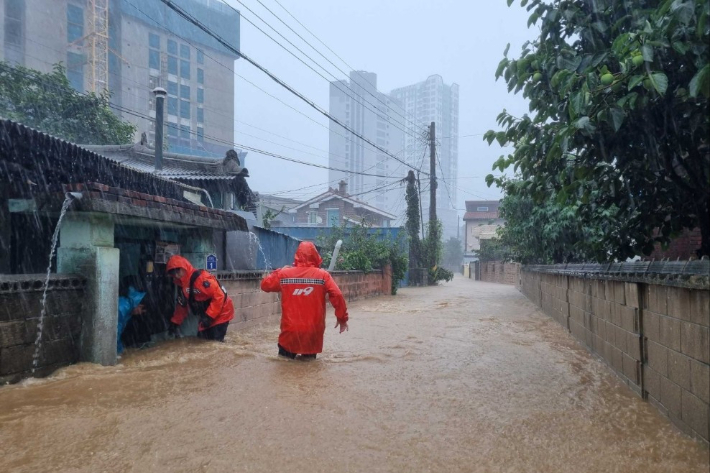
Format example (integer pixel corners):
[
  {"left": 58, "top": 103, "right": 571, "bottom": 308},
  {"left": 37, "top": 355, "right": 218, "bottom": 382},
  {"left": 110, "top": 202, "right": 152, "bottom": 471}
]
[
  {"left": 167, "top": 255, "right": 234, "bottom": 330},
  {"left": 260, "top": 242, "right": 348, "bottom": 355}
]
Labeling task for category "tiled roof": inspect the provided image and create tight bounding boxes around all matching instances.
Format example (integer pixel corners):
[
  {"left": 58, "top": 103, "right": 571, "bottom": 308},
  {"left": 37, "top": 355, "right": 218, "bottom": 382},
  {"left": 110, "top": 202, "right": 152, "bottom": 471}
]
[
  {"left": 80, "top": 144, "right": 247, "bottom": 181},
  {"left": 290, "top": 190, "right": 396, "bottom": 219}
]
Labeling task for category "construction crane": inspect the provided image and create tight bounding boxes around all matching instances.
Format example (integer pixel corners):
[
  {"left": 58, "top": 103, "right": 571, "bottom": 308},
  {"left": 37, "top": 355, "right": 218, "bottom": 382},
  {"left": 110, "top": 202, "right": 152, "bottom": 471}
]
[{"left": 85, "top": 0, "right": 109, "bottom": 93}]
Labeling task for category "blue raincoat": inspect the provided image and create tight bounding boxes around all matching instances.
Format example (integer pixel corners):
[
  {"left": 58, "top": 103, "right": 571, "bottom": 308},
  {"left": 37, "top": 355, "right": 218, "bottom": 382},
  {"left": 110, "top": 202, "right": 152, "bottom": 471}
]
[{"left": 117, "top": 286, "right": 146, "bottom": 354}]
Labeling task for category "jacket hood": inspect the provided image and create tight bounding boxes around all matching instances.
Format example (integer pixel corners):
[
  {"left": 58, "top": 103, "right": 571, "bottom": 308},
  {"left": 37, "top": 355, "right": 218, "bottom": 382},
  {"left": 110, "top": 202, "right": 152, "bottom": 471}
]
[
  {"left": 166, "top": 255, "right": 195, "bottom": 287},
  {"left": 293, "top": 242, "right": 323, "bottom": 268}
]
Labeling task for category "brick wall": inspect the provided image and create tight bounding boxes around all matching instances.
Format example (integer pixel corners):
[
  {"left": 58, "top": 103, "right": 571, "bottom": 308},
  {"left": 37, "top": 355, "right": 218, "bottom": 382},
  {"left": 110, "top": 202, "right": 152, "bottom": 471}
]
[
  {"left": 479, "top": 261, "right": 521, "bottom": 286},
  {"left": 0, "top": 275, "right": 86, "bottom": 384},
  {"left": 332, "top": 264, "right": 392, "bottom": 301},
  {"left": 520, "top": 269, "right": 709, "bottom": 445},
  {"left": 217, "top": 265, "right": 393, "bottom": 330},
  {"left": 646, "top": 228, "right": 702, "bottom": 260}
]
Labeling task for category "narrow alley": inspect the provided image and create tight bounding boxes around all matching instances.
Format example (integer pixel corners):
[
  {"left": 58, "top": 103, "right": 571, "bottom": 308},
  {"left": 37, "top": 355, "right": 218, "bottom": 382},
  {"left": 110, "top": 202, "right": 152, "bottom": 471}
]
[{"left": 0, "top": 277, "right": 707, "bottom": 473}]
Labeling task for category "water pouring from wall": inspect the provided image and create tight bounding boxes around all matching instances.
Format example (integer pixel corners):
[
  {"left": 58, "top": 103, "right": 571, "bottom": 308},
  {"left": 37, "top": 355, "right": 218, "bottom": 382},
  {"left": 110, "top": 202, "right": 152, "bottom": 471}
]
[{"left": 32, "top": 193, "right": 80, "bottom": 373}]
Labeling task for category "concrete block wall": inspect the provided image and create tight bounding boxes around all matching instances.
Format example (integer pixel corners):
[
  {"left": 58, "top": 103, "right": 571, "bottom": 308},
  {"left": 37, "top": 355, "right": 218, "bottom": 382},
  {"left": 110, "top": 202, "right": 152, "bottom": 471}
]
[
  {"left": 218, "top": 275, "right": 282, "bottom": 332},
  {"left": 479, "top": 261, "right": 521, "bottom": 285},
  {"left": 643, "top": 286, "right": 709, "bottom": 442},
  {"left": 0, "top": 275, "right": 86, "bottom": 384},
  {"left": 520, "top": 269, "right": 709, "bottom": 445}
]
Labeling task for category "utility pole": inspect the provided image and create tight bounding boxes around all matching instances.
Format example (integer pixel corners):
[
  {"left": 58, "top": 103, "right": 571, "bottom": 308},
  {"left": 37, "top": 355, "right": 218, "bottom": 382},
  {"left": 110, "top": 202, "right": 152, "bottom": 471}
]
[{"left": 429, "top": 122, "right": 437, "bottom": 225}]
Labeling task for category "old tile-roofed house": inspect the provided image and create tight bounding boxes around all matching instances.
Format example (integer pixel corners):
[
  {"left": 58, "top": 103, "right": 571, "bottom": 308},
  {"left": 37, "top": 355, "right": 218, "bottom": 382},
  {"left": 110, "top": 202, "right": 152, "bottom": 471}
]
[
  {"left": 0, "top": 119, "right": 251, "bottom": 369},
  {"left": 80, "top": 142, "right": 255, "bottom": 212},
  {"left": 286, "top": 181, "right": 396, "bottom": 228}
]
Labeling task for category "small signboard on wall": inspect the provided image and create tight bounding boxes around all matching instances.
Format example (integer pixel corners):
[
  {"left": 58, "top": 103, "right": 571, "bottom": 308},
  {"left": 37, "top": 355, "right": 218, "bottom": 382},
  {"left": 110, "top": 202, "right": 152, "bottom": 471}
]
[{"left": 206, "top": 254, "right": 218, "bottom": 271}]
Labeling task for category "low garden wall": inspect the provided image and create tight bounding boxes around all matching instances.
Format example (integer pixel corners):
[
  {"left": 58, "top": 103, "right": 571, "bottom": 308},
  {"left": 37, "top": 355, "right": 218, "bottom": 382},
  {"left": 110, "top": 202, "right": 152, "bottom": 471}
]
[
  {"left": 216, "top": 265, "right": 393, "bottom": 331},
  {"left": 0, "top": 267, "right": 393, "bottom": 384},
  {"left": 0, "top": 274, "right": 86, "bottom": 384},
  {"left": 520, "top": 262, "right": 709, "bottom": 445}
]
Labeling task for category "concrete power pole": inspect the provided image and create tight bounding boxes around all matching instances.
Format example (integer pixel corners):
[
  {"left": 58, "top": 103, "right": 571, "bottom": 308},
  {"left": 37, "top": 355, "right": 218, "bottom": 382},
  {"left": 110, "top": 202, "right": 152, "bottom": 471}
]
[{"left": 429, "top": 122, "right": 437, "bottom": 225}]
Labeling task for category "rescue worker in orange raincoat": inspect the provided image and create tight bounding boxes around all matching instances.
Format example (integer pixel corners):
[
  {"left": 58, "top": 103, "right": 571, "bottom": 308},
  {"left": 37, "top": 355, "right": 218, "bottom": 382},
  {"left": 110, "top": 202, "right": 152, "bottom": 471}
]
[
  {"left": 260, "top": 242, "right": 348, "bottom": 359},
  {"left": 166, "top": 255, "right": 234, "bottom": 341}
]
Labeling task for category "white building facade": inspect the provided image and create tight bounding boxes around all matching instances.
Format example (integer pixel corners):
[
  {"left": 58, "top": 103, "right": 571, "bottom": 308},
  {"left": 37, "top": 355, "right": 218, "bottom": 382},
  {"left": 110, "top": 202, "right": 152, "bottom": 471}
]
[
  {"left": 390, "top": 75, "right": 459, "bottom": 239},
  {"left": 328, "top": 71, "right": 405, "bottom": 220}
]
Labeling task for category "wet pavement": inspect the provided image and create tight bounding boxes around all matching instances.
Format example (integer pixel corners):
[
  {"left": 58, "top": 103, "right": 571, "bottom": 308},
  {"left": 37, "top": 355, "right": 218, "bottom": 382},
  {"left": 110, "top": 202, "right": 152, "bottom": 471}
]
[{"left": 1, "top": 277, "right": 708, "bottom": 473}]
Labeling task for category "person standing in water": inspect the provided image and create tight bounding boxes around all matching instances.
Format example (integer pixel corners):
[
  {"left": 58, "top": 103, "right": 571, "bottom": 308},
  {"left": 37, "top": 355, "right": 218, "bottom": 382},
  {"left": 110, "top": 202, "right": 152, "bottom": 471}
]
[{"left": 260, "top": 242, "right": 348, "bottom": 359}]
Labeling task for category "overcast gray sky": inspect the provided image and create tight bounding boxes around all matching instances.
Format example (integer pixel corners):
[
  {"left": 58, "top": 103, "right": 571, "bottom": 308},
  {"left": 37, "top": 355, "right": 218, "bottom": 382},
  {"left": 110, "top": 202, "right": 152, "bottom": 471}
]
[{"left": 228, "top": 0, "right": 536, "bottom": 216}]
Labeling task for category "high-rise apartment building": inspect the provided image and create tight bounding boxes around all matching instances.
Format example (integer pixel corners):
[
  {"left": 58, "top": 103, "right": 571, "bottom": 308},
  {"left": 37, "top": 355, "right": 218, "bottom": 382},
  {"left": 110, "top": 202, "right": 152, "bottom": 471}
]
[
  {"left": 390, "top": 75, "right": 459, "bottom": 239},
  {"left": 0, "top": 0, "right": 240, "bottom": 156},
  {"left": 328, "top": 71, "right": 405, "bottom": 221}
]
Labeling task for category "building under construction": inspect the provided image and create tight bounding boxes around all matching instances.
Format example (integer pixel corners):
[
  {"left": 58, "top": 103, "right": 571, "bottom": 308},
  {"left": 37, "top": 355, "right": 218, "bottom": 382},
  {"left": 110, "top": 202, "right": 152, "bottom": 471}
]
[{"left": 0, "top": 0, "right": 240, "bottom": 157}]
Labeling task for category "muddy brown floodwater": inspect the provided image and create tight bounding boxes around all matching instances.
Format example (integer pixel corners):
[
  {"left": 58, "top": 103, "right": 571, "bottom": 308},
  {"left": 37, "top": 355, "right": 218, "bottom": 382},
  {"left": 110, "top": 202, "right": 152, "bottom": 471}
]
[{"left": 1, "top": 278, "right": 708, "bottom": 473}]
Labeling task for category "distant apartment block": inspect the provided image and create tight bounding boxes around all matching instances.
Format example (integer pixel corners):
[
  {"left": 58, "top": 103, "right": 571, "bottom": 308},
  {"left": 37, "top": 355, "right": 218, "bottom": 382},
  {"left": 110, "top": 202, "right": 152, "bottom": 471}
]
[
  {"left": 390, "top": 75, "right": 459, "bottom": 239},
  {"left": 328, "top": 71, "right": 405, "bottom": 219},
  {"left": 0, "top": 0, "right": 240, "bottom": 156}
]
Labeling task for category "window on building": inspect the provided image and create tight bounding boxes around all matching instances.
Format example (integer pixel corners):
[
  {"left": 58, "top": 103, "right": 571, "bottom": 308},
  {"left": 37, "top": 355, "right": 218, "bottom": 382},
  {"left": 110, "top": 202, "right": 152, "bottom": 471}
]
[
  {"left": 180, "top": 60, "right": 190, "bottom": 79},
  {"left": 179, "top": 125, "right": 190, "bottom": 139},
  {"left": 180, "top": 84, "right": 190, "bottom": 100},
  {"left": 148, "top": 50, "right": 160, "bottom": 69},
  {"left": 180, "top": 44, "right": 190, "bottom": 59},
  {"left": 197, "top": 88, "right": 204, "bottom": 103},
  {"left": 167, "top": 56, "right": 178, "bottom": 75},
  {"left": 180, "top": 99, "right": 190, "bottom": 119},
  {"left": 326, "top": 209, "right": 340, "bottom": 227},
  {"left": 167, "top": 39, "right": 177, "bottom": 55},
  {"left": 196, "top": 107, "right": 204, "bottom": 123},
  {"left": 307, "top": 211, "right": 318, "bottom": 225},
  {"left": 67, "top": 4, "right": 83, "bottom": 43},
  {"left": 197, "top": 126, "right": 204, "bottom": 143},
  {"left": 66, "top": 52, "right": 84, "bottom": 91},
  {"left": 476, "top": 206, "right": 489, "bottom": 212},
  {"left": 149, "top": 32, "right": 160, "bottom": 49},
  {"left": 197, "top": 49, "right": 204, "bottom": 64},
  {"left": 197, "top": 68, "right": 204, "bottom": 84},
  {"left": 167, "top": 123, "right": 178, "bottom": 137},
  {"left": 167, "top": 97, "right": 178, "bottom": 116},
  {"left": 167, "top": 81, "right": 178, "bottom": 96}
]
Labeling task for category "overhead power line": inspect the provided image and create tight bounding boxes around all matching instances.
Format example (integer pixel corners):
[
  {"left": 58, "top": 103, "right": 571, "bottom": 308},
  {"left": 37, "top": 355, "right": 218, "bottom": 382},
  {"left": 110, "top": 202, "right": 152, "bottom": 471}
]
[
  {"left": 228, "top": 0, "right": 423, "bottom": 140},
  {"left": 123, "top": 0, "right": 405, "bottom": 170},
  {"left": 157, "top": 0, "right": 428, "bottom": 176},
  {"left": 243, "top": 0, "right": 427, "bottom": 137},
  {"left": 268, "top": 0, "right": 426, "bottom": 137}
]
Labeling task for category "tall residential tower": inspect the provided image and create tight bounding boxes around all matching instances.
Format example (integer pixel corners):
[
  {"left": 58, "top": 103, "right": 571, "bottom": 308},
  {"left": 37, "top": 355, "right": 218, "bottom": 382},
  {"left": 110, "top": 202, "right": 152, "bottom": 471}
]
[
  {"left": 391, "top": 75, "right": 459, "bottom": 239},
  {"left": 328, "top": 71, "right": 404, "bottom": 219}
]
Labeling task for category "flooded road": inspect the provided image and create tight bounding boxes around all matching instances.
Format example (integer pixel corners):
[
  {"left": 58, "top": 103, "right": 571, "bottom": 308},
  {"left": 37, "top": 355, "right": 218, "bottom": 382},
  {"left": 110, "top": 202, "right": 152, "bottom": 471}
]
[{"left": 1, "top": 278, "right": 708, "bottom": 473}]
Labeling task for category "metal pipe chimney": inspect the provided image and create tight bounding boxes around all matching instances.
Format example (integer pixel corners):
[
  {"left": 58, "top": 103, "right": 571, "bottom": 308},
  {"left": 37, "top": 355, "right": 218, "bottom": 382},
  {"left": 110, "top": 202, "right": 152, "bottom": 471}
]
[{"left": 152, "top": 87, "right": 167, "bottom": 171}]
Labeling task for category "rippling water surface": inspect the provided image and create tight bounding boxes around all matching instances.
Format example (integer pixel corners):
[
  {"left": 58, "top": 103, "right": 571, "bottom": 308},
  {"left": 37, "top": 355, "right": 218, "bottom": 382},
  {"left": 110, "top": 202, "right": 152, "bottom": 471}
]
[{"left": 1, "top": 279, "right": 707, "bottom": 473}]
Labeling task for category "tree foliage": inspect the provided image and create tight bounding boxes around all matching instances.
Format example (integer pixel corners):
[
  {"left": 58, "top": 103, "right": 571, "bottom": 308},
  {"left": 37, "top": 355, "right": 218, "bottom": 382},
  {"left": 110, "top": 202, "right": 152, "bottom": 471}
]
[
  {"left": 442, "top": 237, "right": 464, "bottom": 270},
  {"left": 317, "top": 224, "right": 408, "bottom": 295},
  {"left": 486, "top": 0, "right": 710, "bottom": 260},
  {"left": 492, "top": 185, "right": 612, "bottom": 263},
  {"left": 0, "top": 62, "right": 135, "bottom": 145}
]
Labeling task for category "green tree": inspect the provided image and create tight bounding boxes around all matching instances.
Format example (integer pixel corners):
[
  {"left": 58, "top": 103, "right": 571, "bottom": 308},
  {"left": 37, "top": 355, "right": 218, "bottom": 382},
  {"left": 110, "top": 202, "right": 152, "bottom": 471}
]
[
  {"left": 492, "top": 184, "right": 610, "bottom": 263},
  {"left": 486, "top": 0, "right": 710, "bottom": 259},
  {"left": 317, "top": 223, "right": 408, "bottom": 295},
  {"left": 442, "top": 237, "right": 464, "bottom": 270},
  {"left": 0, "top": 62, "right": 135, "bottom": 145}
]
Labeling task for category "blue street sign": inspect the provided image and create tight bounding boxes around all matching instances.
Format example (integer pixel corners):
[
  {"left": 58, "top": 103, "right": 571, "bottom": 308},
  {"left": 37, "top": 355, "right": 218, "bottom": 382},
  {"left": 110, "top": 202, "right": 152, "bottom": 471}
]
[{"left": 206, "top": 254, "right": 218, "bottom": 271}]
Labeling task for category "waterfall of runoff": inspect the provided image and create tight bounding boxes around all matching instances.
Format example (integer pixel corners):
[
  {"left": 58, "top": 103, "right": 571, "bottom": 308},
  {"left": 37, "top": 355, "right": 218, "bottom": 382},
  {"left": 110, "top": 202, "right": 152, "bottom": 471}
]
[{"left": 32, "top": 193, "right": 81, "bottom": 373}]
